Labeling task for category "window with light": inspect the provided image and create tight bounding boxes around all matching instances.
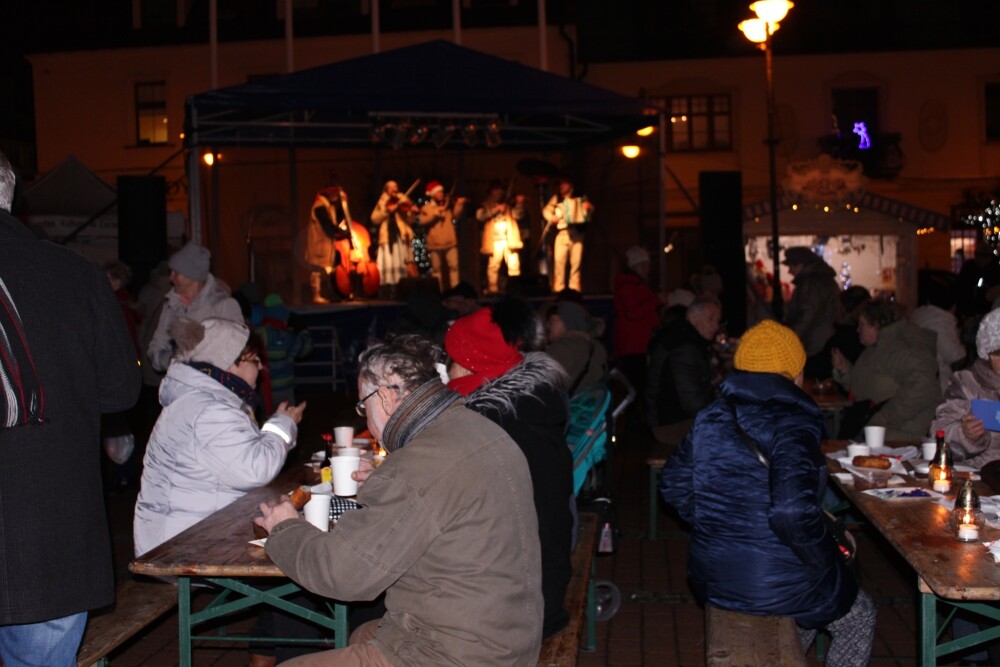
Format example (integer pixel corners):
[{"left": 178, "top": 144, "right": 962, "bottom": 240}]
[
  {"left": 652, "top": 94, "right": 732, "bottom": 152},
  {"left": 135, "top": 82, "right": 168, "bottom": 146}
]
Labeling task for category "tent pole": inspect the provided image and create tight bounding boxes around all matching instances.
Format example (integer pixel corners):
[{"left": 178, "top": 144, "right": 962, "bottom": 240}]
[
  {"left": 188, "top": 148, "right": 202, "bottom": 245},
  {"left": 284, "top": 0, "right": 294, "bottom": 72},
  {"left": 658, "top": 110, "right": 667, "bottom": 292},
  {"left": 209, "top": 0, "right": 218, "bottom": 89},
  {"left": 452, "top": 0, "right": 461, "bottom": 45},
  {"left": 537, "top": 0, "right": 548, "bottom": 71},
  {"left": 289, "top": 147, "right": 300, "bottom": 301},
  {"left": 371, "top": 0, "right": 380, "bottom": 53}
]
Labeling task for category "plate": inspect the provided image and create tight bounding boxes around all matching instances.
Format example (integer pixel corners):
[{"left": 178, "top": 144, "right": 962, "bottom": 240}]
[
  {"left": 911, "top": 462, "right": 977, "bottom": 475},
  {"left": 863, "top": 487, "right": 945, "bottom": 500}
]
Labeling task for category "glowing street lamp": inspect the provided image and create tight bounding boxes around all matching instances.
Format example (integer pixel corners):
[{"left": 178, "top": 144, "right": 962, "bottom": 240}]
[{"left": 739, "top": 0, "right": 793, "bottom": 319}]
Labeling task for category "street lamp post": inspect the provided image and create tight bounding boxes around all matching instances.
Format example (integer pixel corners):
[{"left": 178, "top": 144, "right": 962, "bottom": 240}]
[{"left": 740, "top": 0, "right": 793, "bottom": 320}]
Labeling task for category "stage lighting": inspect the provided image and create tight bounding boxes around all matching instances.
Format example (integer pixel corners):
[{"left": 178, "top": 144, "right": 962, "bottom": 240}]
[
  {"left": 432, "top": 124, "right": 455, "bottom": 148},
  {"left": 461, "top": 122, "right": 479, "bottom": 147},
  {"left": 409, "top": 125, "right": 429, "bottom": 145},
  {"left": 484, "top": 120, "right": 502, "bottom": 148}
]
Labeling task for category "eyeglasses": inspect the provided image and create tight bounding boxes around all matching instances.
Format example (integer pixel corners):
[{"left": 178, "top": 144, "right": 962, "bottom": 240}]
[{"left": 355, "top": 385, "right": 398, "bottom": 416}]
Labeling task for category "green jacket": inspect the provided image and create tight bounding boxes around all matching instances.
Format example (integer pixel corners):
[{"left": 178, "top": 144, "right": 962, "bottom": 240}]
[{"left": 834, "top": 318, "right": 941, "bottom": 439}]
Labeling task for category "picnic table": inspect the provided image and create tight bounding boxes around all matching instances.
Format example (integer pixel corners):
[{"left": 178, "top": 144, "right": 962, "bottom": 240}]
[
  {"left": 824, "top": 440, "right": 1000, "bottom": 666},
  {"left": 130, "top": 458, "right": 348, "bottom": 667},
  {"left": 805, "top": 380, "right": 851, "bottom": 437}
]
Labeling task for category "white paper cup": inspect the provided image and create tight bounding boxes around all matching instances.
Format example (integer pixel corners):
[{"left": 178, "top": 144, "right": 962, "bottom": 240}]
[
  {"left": 331, "top": 455, "right": 361, "bottom": 496},
  {"left": 846, "top": 443, "right": 871, "bottom": 458},
  {"left": 303, "top": 494, "right": 333, "bottom": 531},
  {"left": 863, "top": 425, "right": 886, "bottom": 449},
  {"left": 333, "top": 447, "right": 361, "bottom": 458},
  {"left": 334, "top": 426, "right": 355, "bottom": 449},
  {"left": 922, "top": 441, "right": 938, "bottom": 461}
]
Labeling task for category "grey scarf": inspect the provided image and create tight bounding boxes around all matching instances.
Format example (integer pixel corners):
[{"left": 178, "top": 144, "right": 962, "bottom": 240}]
[{"left": 380, "top": 378, "right": 461, "bottom": 452}]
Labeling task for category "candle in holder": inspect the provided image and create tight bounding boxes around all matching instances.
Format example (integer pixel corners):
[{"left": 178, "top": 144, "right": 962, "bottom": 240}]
[
  {"left": 932, "top": 471, "right": 951, "bottom": 494},
  {"left": 953, "top": 480, "right": 983, "bottom": 542},
  {"left": 372, "top": 443, "right": 387, "bottom": 468},
  {"left": 957, "top": 522, "right": 980, "bottom": 542}
]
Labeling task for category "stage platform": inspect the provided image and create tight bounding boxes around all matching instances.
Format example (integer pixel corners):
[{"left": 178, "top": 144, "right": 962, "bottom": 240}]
[{"left": 290, "top": 294, "right": 615, "bottom": 395}]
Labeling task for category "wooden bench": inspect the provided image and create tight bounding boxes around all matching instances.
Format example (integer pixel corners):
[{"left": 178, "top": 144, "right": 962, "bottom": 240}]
[
  {"left": 537, "top": 512, "right": 599, "bottom": 667},
  {"left": 77, "top": 577, "right": 178, "bottom": 667},
  {"left": 706, "top": 606, "right": 807, "bottom": 667}
]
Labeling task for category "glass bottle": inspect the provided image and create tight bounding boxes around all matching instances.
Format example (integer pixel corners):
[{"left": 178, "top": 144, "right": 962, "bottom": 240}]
[{"left": 928, "top": 429, "right": 953, "bottom": 492}]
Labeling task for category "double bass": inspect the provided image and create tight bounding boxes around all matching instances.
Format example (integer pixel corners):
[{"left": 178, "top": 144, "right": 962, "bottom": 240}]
[{"left": 332, "top": 196, "right": 380, "bottom": 299}]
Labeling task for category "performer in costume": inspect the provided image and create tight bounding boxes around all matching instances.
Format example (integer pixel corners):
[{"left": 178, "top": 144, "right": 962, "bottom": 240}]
[
  {"left": 476, "top": 181, "right": 525, "bottom": 294},
  {"left": 304, "top": 182, "right": 350, "bottom": 303},
  {"left": 372, "top": 181, "right": 416, "bottom": 298},
  {"left": 542, "top": 176, "right": 593, "bottom": 293},
  {"left": 418, "top": 180, "right": 466, "bottom": 291}
]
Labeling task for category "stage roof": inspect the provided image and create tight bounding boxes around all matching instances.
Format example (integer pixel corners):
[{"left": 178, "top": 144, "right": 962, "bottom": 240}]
[{"left": 185, "top": 40, "right": 657, "bottom": 150}]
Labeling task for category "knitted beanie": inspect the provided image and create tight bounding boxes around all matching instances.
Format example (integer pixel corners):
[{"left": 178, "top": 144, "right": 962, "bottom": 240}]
[
  {"left": 625, "top": 246, "right": 650, "bottom": 269},
  {"left": 976, "top": 309, "right": 1000, "bottom": 360},
  {"left": 263, "top": 293, "right": 289, "bottom": 323},
  {"left": 444, "top": 307, "right": 523, "bottom": 395},
  {"left": 170, "top": 317, "right": 250, "bottom": 370},
  {"left": 169, "top": 243, "right": 211, "bottom": 282},
  {"left": 734, "top": 320, "right": 806, "bottom": 380}
]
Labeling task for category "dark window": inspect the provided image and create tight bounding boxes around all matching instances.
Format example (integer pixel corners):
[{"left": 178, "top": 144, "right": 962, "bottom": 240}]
[
  {"left": 653, "top": 94, "right": 732, "bottom": 152},
  {"left": 986, "top": 82, "right": 1000, "bottom": 141},
  {"left": 832, "top": 87, "right": 879, "bottom": 140},
  {"left": 135, "top": 82, "right": 168, "bottom": 146}
]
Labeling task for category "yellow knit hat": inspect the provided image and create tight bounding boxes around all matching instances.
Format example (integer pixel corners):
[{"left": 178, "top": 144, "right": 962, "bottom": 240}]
[{"left": 734, "top": 320, "right": 806, "bottom": 380}]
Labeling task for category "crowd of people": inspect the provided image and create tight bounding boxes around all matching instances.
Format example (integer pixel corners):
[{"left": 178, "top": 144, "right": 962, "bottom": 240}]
[{"left": 8, "top": 132, "right": 1000, "bottom": 666}]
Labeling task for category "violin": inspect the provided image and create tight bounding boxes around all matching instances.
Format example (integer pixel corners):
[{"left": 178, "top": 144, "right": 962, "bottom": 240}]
[{"left": 387, "top": 195, "right": 413, "bottom": 215}]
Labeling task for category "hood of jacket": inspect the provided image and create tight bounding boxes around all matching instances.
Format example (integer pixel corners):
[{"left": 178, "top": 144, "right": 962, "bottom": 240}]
[
  {"left": 159, "top": 361, "right": 245, "bottom": 411},
  {"left": 464, "top": 352, "right": 567, "bottom": 418},
  {"left": 875, "top": 318, "right": 936, "bottom": 355}
]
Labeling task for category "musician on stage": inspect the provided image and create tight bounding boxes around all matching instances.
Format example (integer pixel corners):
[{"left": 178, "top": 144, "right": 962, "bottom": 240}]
[
  {"left": 476, "top": 181, "right": 525, "bottom": 295},
  {"left": 304, "top": 182, "right": 351, "bottom": 303},
  {"left": 542, "top": 176, "right": 593, "bottom": 293},
  {"left": 371, "top": 180, "right": 416, "bottom": 298},
  {"left": 418, "top": 180, "right": 466, "bottom": 291}
]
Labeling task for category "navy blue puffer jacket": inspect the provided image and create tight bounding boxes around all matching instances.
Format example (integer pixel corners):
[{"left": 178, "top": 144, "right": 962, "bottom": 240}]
[{"left": 660, "top": 371, "right": 858, "bottom": 628}]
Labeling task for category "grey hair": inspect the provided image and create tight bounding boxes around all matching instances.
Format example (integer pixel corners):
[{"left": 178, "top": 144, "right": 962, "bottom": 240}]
[
  {"left": 686, "top": 297, "right": 721, "bottom": 321},
  {"left": 358, "top": 334, "right": 443, "bottom": 393},
  {"left": 0, "top": 152, "right": 14, "bottom": 212}
]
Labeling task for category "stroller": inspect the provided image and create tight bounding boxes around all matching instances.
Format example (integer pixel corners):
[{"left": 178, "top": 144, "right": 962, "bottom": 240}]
[{"left": 566, "top": 368, "right": 635, "bottom": 622}]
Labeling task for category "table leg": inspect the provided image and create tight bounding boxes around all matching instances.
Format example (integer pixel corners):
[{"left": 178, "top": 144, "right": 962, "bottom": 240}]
[
  {"left": 585, "top": 559, "right": 597, "bottom": 652},
  {"left": 921, "top": 591, "right": 937, "bottom": 667},
  {"left": 178, "top": 576, "right": 193, "bottom": 667}
]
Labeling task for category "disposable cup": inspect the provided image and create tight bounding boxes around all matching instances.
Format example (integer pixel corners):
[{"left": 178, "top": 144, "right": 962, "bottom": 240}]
[
  {"left": 331, "top": 455, "right": 361, "bottom": 496},
  {"left": 863, "top": 425, "right": 886, "bottom": 449},
  {"left": 303, "top": 494, "right": 333, "bottom": 531},
  {"left": 922, "top": 441, "right": 938, "bottom": 461},
  {"left": 333, "top": 447, "right": 361, "bottom": 458},
  {"left": 846, "top": 443, "right": 871, "bottom": 458},
  {"left": 334, "top": 426, "right": 355, "bottom": 449}
]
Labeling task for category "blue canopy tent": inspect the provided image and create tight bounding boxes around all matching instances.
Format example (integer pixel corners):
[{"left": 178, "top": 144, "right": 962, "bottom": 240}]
[{"left": 183, "top": 40, "right": 668, "bottom": 283}]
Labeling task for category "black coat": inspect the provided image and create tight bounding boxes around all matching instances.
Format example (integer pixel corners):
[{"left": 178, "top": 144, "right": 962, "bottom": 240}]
[
  {"left": 0, "top": 211, "right": 141, "bottom": 624},
  {"left": 464, "top": 352, "right": 573, "bottom": 638},
  {"left": 647, "top": 319, "right": 715, "bottom": 426}
]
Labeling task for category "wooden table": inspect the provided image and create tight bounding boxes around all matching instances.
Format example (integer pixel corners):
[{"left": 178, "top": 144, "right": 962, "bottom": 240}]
[
  {"left": 824, "top": 440, "right": 1000, "bottom": 665},
  {"left": 130, "top": 459, "right": 348, "bottom": 667},
  {"left": 805, "top": 381, "right": 851, "bottom": 437}
]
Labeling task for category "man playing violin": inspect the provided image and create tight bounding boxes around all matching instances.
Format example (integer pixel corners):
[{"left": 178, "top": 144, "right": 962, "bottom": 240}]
[
  {"left": 418, "top": 180, "right": 466, "bottom": 291},
  {"left": 371, "top": 180, "right": 415, "bottom": 298},
  {"left": 542, "top": 176, "right": 593, "bottom": 293},
  {"left": 476, "top": 180, "right": 525, "bottom": 294}
]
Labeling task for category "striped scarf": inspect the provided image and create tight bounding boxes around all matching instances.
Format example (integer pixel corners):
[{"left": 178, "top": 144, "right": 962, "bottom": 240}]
[
  {"left": 380, "top": 378, "right": 460, "bottom": 453},
  {"left": 0, "top": 276, "right": 44, "bottom": 428}
]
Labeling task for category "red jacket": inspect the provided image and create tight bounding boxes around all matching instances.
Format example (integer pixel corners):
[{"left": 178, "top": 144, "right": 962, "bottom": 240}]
[{"left": 613, "top": 272, "right": 661, "bottom": 357}]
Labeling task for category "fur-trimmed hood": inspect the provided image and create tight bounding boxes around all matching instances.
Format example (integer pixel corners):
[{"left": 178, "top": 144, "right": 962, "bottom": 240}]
[{"left": 464, "top": 352, "right": 568, "bottom": 418}]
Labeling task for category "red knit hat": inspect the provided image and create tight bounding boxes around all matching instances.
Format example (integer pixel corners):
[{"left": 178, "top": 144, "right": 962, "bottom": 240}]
[
  {"left": 444, "top": 307, "right": 523, "bottom": 396},
  {"left": 425, "top": 180, "right": 444, "bottom": 196}
]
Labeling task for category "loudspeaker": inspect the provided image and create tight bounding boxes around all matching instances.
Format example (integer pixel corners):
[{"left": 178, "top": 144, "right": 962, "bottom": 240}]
[
  {"left": 698, "top": 171, "right": 747, "bottom": 336},
  {"left": 117, "top": 175, "right": 167, "bottom": 289}
]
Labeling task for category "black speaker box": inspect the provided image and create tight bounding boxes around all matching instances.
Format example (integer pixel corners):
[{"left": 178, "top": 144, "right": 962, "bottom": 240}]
[
  {"left": 698, "top": 171, "right": 747, "bottom": 336},
  {"left": 117, "top": 175, "right": 167, "bottom": 289}
]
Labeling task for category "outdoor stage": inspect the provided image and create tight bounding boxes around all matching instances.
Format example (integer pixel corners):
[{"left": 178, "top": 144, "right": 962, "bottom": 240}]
[{"left": 290, "top": 294, "right": 614, "bottom": 394}]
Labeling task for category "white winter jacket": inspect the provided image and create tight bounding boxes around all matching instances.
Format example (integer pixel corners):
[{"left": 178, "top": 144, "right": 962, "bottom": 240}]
[{"left": 133, "top": 363, "right": 297, "bottom": 556}]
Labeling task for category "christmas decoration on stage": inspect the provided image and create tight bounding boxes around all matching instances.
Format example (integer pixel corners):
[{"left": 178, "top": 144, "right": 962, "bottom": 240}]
[
  {"left": 412, "top": 235, "right": 431, "bottom": 274},
  {"left": 966, "top": 199, "right": 1000, "bottom": 255},
  {"left": 839, "top": 260, "right": 852, "bottom": 290}
]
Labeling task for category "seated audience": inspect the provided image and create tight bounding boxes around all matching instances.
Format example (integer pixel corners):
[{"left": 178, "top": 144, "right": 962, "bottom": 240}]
[
  {"left": 134, "top": 317, "right": 304, "bottom": 556},
  {"left": 445, "top": 301, "right": 574, "bottom": 638},
  {"left": 544, "top": 300, "right": 608, "bottom": 394},
  {"left": 832, "top": 299, "right": 940, "bottom": 440},
  {"left": 911, "top": 286, "right": 966, "bottom": 392},
  {"left": 440, "top": 280, "right": 481, "bottom": 320},
  {"left": 932, "top": 309, "right": 1000, "bottom": 468},
  {"left": 645, "top": 297, "right": 721, "bottom": 444},
  {"left": 256, "top": 334, "right": 543, "bottom": 665},
  {"left": 661, "top": 320, "right": 875, "bottom": 666},
  {"left": 821, "top": 285, "right": 871, "bottom": 376}
]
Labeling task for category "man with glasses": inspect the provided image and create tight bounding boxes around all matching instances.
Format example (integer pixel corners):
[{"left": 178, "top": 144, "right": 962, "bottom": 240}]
[{"left": 256, "top": 334, "right": 543, "bottom": 666}]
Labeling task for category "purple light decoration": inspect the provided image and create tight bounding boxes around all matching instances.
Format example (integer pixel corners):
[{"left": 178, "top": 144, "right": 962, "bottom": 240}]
[{"left": 853, "top": 122, "right": 871, "bottom": 150}]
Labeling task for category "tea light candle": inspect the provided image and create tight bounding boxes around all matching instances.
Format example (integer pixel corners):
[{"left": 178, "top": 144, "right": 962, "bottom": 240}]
[
  {"left": 957, "top": 524, "right": 980, "bottom": 541},
  {"left": 933, "top": 478, "right": 951, "bottom": 493},
  {"left": 372, "top": 454, "right": 386, "bottom": 468}
]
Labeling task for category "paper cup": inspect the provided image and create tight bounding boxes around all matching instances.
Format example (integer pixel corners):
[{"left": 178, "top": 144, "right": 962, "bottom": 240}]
[
  {"left": 331, "top": 455, "right": 361, "bottom": 496},
  {"left": 863, "top": 425, "right": 886, "bottom": 449},
  {"left": 334, "top": 426, "right": 355, "bottom": 449},
  {"left": 846, "top": 443, "right": 871, "bottom": 458},
  {"left": 333, "top": 447, "right": 361, "bottom": 458},
  {"left": 922, "top": 441, "right": 938, "bottom": 461},
  {"left": 303, "top": 494, "right": 333, "bottom": 531}
]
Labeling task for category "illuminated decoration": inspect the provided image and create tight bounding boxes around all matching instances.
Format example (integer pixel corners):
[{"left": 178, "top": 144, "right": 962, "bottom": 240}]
[
  {"left": 621, "top": 145, "right": 641, "bottom": 159},
  {"left": 839, "top": 260, "right": 852, "bottom": 289},
  {"left": 202, "top": 152, "right": 215, "bottom": 166},
  {"left": 784, "top": 154, "right": 868, "bottom": 206},
  {"left": 368, "top": 114, "right": 503, "bottom": 150},
  {"left": 853, "top": 122, "right": 871, "bottom": 150},
  {"left": 965, "top": 200, "right": 1000, "bottom": 254},
  {"left": 636, "top": 126, "right": 655, "bottom": 137}
]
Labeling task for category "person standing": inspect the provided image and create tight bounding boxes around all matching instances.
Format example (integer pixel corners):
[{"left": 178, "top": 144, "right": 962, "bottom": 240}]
[
  {"left": 146, "top": 242, "right": 243, "bottom": 373},
  {"left": 418, "top": 180, "right": 466, "bottom": 291},
  {"left": 255, "top": 334, "right": 542, "bottom": 665},
  {"left": 0, "top": 152, "right": 141, "bottom": 667},
  {"left": 304, "top": 183, "right": 353, "bottom": 303},
  {"left": 542, "top": 176, "right": 593, "bottom": 293},
  {"left": 613, "top": 246, "right": 662, "bottom": 422},
  {"left": 476, "top": 181, "right": 526, "bottom": 294},
  {"left": 371, "top": 183, "right": 416, "bottom": 297},
  {"left": 782, "top": 246, "right": 842, "bottom": 379}
]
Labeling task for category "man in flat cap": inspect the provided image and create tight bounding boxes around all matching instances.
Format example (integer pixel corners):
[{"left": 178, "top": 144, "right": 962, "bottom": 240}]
[{"left": 782, "top": 246, "right": 842, "bottom": 379}]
